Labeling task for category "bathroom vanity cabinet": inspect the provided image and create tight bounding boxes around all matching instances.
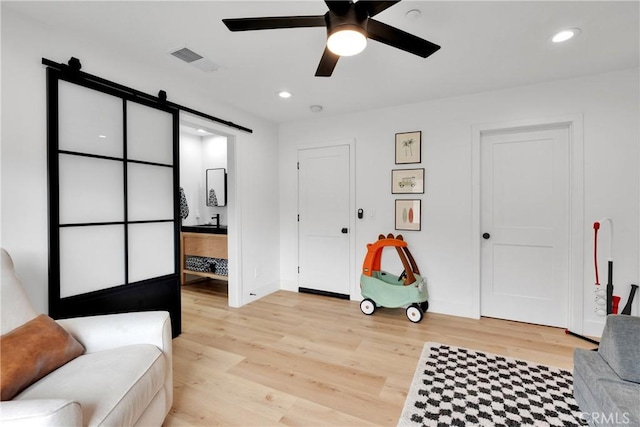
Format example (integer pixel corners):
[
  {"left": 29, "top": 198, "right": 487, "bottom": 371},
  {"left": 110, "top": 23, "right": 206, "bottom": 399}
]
[{"left": 181, "top": 231, "right": 228, "bottom": 284}]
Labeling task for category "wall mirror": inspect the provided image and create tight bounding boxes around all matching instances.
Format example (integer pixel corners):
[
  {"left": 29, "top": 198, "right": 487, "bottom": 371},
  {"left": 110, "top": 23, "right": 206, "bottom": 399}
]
[{"left": 206, "top": 168, "right": 226, "bottom": 207}]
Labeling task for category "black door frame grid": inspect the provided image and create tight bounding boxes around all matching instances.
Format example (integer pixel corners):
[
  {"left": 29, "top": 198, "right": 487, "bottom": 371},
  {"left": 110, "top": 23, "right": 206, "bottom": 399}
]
[{"left": 46, "top": 61, "right": 186, "bottom": 335}]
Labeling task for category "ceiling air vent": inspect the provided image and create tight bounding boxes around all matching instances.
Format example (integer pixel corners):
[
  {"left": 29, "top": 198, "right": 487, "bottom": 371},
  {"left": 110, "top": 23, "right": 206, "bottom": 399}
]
[
  {"left": 169, "top": 46, "right": 221, "bottom": 72},
  {"left": 170, "top": 47, "right": 203, "bottom": 63}
]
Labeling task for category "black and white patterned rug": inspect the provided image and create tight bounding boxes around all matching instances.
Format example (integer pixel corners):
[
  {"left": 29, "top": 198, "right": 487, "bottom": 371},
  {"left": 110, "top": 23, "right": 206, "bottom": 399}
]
[{"left": 398, "top": 343, "right": 587, "bottom": 427}]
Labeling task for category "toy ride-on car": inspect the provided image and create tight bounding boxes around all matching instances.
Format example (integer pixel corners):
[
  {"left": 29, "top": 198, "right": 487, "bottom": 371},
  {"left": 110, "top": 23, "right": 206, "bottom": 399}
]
[{"left": 360, "top": 233, "right": 428, "bottom": 323}]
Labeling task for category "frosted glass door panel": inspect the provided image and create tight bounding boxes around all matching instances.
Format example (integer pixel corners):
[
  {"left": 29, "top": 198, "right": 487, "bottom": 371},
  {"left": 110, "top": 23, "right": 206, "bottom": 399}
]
[
  {"left": 128, "top": 222, "right": 175, "bottom": 283},
  {"left": 127, "top": 164, "right": 174, "bottom": 221},
  {"left": 59, "top": 154, "right": 123, "bottom": 224},
  {"left": 127, "top": 102, "right": 173, "bottom": 165},
  {"left": 59, "top": 225, "right": 125, "bottom": 298},
  {"left": 58, "top": 80, "right": 123, "bottom": 158}
]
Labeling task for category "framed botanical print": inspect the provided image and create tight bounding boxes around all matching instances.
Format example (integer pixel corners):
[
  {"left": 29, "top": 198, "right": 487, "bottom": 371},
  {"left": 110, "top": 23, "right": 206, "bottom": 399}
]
[
  {"left": 395, "top": 131, "right": 421, "bottom": 164},
  {"left": 395, "top": 199, "right": 421, "bottom": 231},
  {"left": 392, "top": 168, "right": 424, "bottom": 194}
]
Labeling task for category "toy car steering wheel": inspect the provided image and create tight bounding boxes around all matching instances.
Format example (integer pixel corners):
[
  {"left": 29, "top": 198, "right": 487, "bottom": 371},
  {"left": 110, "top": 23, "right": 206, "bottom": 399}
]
[{"left": 398, "top": 270, "right": 407, "bottom": 282}]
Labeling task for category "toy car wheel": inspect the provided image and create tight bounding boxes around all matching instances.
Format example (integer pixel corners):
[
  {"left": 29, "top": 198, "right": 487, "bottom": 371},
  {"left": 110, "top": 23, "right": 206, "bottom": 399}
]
[
  {"left": 420, "top": 301, "right": 429, "bottom": 313},
  {"left": 360, "top": 299, "right": 376, "bottom": 315},
  {"left": 406, "top": 304, "right": 423, "bottom": 323}
]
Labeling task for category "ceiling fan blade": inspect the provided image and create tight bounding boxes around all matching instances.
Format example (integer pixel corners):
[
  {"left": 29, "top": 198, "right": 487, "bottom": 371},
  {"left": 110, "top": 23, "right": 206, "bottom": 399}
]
[
  {"left": 367, "top": 19, "right": 440, "bottom": 58},
  {"left": 223, "top": 15, "right": 326, "bottom": 31},
  {"left": 356, "top": 1, "right": 401, "bottom": 17},
  {"left": 315, "top": 47, "right": 340, "bottom": 77},
  {"left": 324, "top": 1, "right": 353, "bottom": 15}
]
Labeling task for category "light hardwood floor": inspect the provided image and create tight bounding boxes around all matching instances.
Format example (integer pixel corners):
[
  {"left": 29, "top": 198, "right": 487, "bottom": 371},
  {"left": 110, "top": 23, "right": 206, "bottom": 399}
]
[{"left": 164, "top": 281, "right": 596, "bottom": 426}]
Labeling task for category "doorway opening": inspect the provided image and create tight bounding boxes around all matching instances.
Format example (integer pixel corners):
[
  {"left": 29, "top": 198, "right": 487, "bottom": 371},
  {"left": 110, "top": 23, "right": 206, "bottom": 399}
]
[{"left": 179, "top": 112, "right": 240, "bottom": 307}]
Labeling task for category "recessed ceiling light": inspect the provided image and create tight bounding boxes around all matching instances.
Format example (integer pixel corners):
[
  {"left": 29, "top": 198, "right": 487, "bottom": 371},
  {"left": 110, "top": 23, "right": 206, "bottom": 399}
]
[
  {"left": 278, "top": 91, "right": 292, "bottom": 98},
  {"left": 551, "top": 28, "right": 581, "bottom": 43},
  {"left": 197, "top": 128, "right": 207, "bottom": 133},
  {"left": 309, "top": 105, "right": 323, "bottom": 113},
  {"left": 405, "top": 9, "right": 421, "bottom": 19}
]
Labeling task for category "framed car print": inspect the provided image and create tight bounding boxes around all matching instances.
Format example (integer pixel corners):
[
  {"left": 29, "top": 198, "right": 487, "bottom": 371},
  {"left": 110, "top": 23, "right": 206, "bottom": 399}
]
[{"left": 392, "top": 168, "right": 424, "bottom": 194}]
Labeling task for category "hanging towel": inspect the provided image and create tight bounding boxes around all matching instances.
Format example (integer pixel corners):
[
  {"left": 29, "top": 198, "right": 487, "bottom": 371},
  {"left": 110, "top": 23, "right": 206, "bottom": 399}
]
[
  {"left": 208, "top": 188, "right": 218, "bottom": 207},
  {"left": 179, "top": 187, "right": 189, "bottom": 219}
]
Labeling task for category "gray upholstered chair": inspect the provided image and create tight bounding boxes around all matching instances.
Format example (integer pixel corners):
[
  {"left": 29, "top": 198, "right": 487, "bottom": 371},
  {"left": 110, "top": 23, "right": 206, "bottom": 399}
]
[{"left": 573, "top": 315, "right": 640, "bottom": 426}]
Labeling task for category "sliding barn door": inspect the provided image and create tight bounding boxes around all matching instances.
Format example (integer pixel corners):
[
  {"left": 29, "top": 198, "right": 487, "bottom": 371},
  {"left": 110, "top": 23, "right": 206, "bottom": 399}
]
[{"left": 47, "top": 68, "right": 181, "bottom": 335}]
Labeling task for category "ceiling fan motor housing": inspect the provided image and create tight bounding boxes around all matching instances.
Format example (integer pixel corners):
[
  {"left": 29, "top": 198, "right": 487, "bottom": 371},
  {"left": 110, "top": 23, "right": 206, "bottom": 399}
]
[{"left": 325, "top": 6, "right": 369, "bottom": 40}]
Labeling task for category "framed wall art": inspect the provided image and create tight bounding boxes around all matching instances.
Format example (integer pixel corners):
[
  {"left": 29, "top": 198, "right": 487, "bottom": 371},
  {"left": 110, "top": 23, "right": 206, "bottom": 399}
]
[
  {"left": 392, "top": 168, "right": 424, "bottom": 194},
  {"left": 395, "top": 131, "right": 421, "bottom": 164},
  {"left": 395, "top": 199, "right": 421, "bottom": 231}
]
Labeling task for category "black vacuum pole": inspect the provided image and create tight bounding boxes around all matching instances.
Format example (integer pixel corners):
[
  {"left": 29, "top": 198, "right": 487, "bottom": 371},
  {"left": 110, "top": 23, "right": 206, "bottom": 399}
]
[{"left": 606, "top": 260, "right": 614, "bottom": 315}]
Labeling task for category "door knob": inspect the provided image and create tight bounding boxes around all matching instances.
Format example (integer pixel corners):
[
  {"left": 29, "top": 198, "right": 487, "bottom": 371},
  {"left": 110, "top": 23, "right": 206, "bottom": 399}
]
[
  {"left": 482, "top": 233, "right": 491, "bottom": 240},
  {"left": 341, "top": 228, "right": 349, "bottom": 234}
]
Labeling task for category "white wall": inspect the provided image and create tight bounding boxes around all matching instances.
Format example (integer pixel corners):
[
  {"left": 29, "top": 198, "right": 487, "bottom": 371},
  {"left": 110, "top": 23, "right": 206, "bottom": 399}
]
[
  {"left": 3, "top": 5, "right": 637, "bottom": 337},
  {"left": 179, "top": 132, "right": 204, "bottom": 227},
  {"left": 179, "top": 132, "right": 228, "bottom": 226},
  {"left": 202, "top": 134, "right": 228, "bottom": 225},
  {"left": 1, "top": 7, "right": 281, "bottom": 312},
  {"left": 279, "top": 68, "right": 640, "bottom": 337}
]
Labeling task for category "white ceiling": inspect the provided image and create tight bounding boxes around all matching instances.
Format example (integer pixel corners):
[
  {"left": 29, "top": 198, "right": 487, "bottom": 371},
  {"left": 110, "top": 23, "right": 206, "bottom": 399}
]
[{"left": 6, "top": 1, "right": 639, "bottom": 124}]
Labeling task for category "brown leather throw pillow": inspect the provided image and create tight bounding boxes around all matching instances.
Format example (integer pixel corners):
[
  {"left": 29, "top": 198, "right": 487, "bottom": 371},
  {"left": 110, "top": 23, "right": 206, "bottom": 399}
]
[{"left": 0, "top": 314, "right": 85, "bottom": 400}]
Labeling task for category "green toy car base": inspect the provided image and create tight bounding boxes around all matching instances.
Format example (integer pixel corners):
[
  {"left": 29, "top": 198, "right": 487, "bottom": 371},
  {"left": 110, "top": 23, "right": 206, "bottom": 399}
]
[{"left": 359, "top": 234, "right": 428, "bottom": 323}]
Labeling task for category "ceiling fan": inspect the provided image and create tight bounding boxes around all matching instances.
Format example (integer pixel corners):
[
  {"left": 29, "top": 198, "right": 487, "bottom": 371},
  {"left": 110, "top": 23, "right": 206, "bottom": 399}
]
[{"left": 222, "top": 0, "right": 441, "bottom": 77}]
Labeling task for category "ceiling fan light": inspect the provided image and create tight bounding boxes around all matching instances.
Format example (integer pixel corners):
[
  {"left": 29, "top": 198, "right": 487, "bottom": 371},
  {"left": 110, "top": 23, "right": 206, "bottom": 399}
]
[{"left": 327, "top": 28, "right": 367, "bottom": 56}]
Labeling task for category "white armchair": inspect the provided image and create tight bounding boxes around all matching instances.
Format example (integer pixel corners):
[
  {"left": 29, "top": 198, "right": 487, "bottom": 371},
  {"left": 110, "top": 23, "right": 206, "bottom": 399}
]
[{"left": 0, "top": 248, "right": 173, "bottom": 426}]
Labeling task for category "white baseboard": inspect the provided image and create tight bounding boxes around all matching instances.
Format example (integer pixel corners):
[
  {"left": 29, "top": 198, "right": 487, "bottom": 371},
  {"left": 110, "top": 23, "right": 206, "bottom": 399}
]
[
  {"left": 583, "top": 319, "right": 606, "bottom": 338},
  {"left": 428, "top": 298, "right": 478, "bottom": 319},
  {"left": 243, "top": 281, "right": 280, "bottom": 305},
  {"left": 279, "top": 279, "right": 298, "bottom": 293}
]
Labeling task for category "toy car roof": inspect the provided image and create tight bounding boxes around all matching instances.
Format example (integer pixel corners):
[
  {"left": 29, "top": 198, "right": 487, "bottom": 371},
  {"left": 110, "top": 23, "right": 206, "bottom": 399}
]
[{"left": 362, "top": 233, "right": 421, "bottom": 285}]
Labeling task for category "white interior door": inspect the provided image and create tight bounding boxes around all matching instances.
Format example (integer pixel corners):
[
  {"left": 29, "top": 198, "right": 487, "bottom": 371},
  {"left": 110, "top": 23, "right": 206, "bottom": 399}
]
[
  {"left": 481, "top": 126, "right": 570, "bottom": 327},
  {"left": 298, "top": 145, "right": 351, "bottom": 296}
]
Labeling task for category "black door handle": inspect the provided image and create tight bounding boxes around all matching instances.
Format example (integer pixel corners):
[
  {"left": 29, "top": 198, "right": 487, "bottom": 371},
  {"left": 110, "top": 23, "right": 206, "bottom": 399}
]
[
  {"left": 482, "top": 233, "right": 490, "bottom": 240},
  {"left": 341, "top": 228, "right": 349, "bottom": 234}
]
